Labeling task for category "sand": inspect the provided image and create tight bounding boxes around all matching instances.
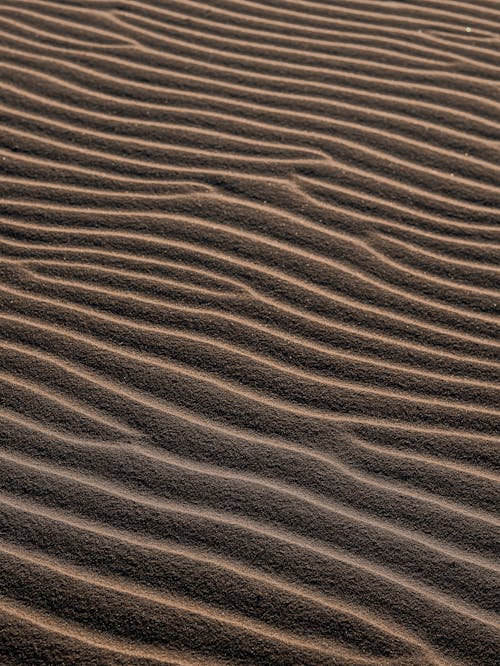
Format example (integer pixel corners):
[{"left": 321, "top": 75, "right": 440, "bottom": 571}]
[{"left": 0, "top": 1, "right": 499, "bottom": 665}]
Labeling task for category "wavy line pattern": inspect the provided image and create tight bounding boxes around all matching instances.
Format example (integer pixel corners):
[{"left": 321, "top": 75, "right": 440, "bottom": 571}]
[{"left": 0, "top": 1, "right": 499, "bottom": 665}]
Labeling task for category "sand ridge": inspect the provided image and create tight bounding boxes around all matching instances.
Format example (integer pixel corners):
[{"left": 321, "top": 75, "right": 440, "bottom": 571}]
[{"left": 0, "top": 1, "right": 499, "bottom": 664}]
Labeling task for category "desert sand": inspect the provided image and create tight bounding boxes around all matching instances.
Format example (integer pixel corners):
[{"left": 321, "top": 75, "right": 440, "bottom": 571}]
[{"left": 0, "top": 1, "right": 499, "bottom": 665}]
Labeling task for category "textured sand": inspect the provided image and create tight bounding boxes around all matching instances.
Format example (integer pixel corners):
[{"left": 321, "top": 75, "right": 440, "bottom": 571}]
[{"left": 0, "top": 1, "right": 499, "bottom": 665}]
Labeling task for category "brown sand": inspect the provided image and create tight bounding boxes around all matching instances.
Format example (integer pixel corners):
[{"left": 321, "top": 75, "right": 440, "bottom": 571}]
[{"left": 0, "top": 1, "right": 499, "bottom": 664}]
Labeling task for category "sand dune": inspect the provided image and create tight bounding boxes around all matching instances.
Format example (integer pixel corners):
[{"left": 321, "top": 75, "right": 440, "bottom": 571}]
[{"left": 0, "top": 1, "right": 499, "bottom": 664}]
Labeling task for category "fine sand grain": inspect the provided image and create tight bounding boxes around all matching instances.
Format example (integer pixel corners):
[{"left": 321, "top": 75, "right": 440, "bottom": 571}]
[{"left": 0, "top": 1, "right": 499, "bottom": 665}]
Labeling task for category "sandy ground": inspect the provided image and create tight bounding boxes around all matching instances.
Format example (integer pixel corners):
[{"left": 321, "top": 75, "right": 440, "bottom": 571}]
[{"left": 0, "top": 1, "right": 499, "bottom": 665}]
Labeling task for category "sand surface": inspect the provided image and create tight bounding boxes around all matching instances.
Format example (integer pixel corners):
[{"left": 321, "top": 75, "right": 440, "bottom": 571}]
[{"left": 0, "top": 1, "right": 499, "bottom": 665}]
